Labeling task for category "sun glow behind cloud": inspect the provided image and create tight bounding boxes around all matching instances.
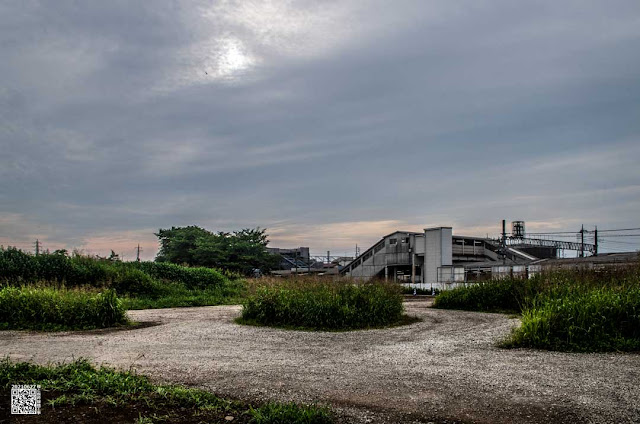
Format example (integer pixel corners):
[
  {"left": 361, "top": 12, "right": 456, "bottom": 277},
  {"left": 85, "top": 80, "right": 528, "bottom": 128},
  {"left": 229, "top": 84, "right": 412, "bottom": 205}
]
[
  {"left": 159, "top": 1, "right": 374, "bottom": 91},
  {"left": 216, "top": 38, "right": 254, "bottom": 77},
  {"left": 163, "top": 36, "right": 258, "bottom": 91}
]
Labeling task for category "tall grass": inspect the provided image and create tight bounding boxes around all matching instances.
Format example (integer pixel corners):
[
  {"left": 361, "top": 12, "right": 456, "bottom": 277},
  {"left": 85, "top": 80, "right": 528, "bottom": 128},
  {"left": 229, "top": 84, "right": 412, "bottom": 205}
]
[
  {"left": 121, "top": 279, "right": 246, "bottom": 310},
  {"left": 0, "top": 248, "right": 240, "bottom": 309},
  {"left": 504, "top": 286, "right": 640, "bottom": 352},
  {"left": 0, "top": 248, "right": 117, "bottom": 286},
  {"left": 0, "top": 286, "right": 128, "bottom": 330},
  {"left": 434, "top": 265, "right": 640, "bottom": 313},
  {"left": 239, "top": 277, "right": 405, "bottom": 330},
  {"left": 0, "top": 248, "right": 230, "bottom": 290},
  {"left": 129, "top": 261, "right": 228, "bottom": 289},
  {"left": 433, "top": 263, "right": 640, "bottom": 352},
  {"left": 433, "top": 277, "right": 542, "bottom": 313}
]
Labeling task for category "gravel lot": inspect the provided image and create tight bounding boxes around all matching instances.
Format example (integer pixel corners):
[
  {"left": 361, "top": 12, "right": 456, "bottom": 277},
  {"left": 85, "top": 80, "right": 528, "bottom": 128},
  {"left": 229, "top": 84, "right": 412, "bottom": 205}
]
[{"left": 2, "top": 299, "right": 639, "bottom": 423}]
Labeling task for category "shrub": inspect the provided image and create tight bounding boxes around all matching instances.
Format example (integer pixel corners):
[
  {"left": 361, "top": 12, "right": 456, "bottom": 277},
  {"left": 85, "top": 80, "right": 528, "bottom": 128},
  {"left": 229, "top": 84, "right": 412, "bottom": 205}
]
[
  {"left": 111, "top": 267, "right": 161, "bottom": 297},
  {"left": 0, "top": 247, "right": 38, "bottom": 282},
  {"left": 239, "top": 278, "right": 404, "bottom": 330},
  {"left": 504, "top": 286, "right": 640, "bottom": 352},
  {"left": 33, "top": 252, "right": 76, "bottom": 283},
  {"left": 0, "top": 287, "right": 129, "bottom": 330},
  {"left": 433, "top": 265, "right": 640, "bottom": 314},
  {"left": 433, "top": 264, "right": 640, "bottom": 352},
  {"left": 0, "top": 248, "right": 116, "bottom": 287},
  {"left": 432, "top": 278, "right": 543, "bottom": 313},
  {"left": 129, "top": 262, "right": 228, "bottom": 289},
  {"left": 67, "top": 255, "right": 116, "bottom": 286},
  {"left": 121, "top": 279, "right": 245, "bottom": 310},
  {"left": 0, "top": 248, "right": 233, "bottom": 298}
]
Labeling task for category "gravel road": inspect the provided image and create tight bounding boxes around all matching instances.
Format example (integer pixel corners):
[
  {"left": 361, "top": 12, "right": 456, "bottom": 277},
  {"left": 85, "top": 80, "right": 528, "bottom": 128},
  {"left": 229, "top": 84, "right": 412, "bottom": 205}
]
[{"left": 1, "top": 299, "right": 639, "bottom": 423}]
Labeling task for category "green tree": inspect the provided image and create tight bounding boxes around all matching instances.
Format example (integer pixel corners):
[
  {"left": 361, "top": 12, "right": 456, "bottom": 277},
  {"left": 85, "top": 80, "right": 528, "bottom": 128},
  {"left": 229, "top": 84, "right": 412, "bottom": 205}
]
[
  {"left": 154, "top": 226, "right": 280, "bottom": 275},
  {"left": 226, "top": 228, "right": 281, "bottom": 275},
  {"left": 155, "top": 226, "right": 213, "bottom": 265}
]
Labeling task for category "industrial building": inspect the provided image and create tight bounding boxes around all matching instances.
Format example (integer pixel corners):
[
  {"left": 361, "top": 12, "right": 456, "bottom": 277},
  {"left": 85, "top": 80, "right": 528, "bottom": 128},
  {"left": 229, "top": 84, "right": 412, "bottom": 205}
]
[
  {"left": 267, "top": 246, "right": 311, "bottom": 270},
  {"left": 340, "top": 227, "right": 488, "bottom": 290},
  {"left": 338, "top": 221, "right": 625, "bottom": 290},
  {"left": 267, "top": 246, "right": 353, "bottom": 276}
]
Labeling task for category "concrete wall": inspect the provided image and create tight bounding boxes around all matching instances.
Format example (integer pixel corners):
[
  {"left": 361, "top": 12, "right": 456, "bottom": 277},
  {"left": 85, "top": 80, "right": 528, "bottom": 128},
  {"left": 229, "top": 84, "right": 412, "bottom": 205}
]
[
  {"left": 412, "top": 234, "right": 425, "bottom": 254},
  {"left": 423, "top": 227, "right": 453, "bottom": 288}
]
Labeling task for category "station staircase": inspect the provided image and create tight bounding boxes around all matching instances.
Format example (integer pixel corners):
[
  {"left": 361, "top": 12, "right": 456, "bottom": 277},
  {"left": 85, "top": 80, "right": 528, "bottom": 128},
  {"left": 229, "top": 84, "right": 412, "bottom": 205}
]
[{"left": 340, "top": 240, "right": 387, "bottom": 278}]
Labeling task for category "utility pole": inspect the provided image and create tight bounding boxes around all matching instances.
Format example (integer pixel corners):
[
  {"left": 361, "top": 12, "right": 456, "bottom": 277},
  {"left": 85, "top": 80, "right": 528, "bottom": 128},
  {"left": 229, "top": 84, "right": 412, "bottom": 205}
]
[
  {"left": 34, "top": 239, "right": 40, "bottom": 256},
  {"left": 135, "top": 244, "right": 142, "bottom": 262},
  {"left": 594, "top": 226, "right": 598, "bottom": 256},
  {"left": 327, "top": 250, "right": 330, "bottom": 264},
  {"left": 501, "top": 220, "right": 507, "bottom": 264},
  {"left": 580, "top": 225, "right": 584, "bottom": 258}
]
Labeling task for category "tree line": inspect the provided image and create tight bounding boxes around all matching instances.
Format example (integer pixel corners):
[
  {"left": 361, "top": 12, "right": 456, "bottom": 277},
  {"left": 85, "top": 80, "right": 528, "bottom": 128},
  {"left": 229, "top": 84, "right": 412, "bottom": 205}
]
[{"left": 155, "top": 226, "right": 280, "bottom": 275}]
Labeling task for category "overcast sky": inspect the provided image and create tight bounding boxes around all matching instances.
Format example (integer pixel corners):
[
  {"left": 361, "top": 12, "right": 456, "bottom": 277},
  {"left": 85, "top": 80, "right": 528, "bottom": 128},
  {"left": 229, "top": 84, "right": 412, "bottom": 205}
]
[{"left": 1, "top": 1, "right": 640, "bottom": 260}]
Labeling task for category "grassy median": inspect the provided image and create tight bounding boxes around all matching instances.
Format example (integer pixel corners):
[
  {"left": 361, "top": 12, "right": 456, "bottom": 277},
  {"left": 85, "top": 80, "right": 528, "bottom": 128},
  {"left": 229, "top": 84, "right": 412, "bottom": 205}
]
[
  {"left": 0, "top": 247, "right": 246, "bottom": 310},
  {"left": 237, "top": 277, "right": 410, "bottom": 331},
  {"left": 0, "top": 286, "right": 129, "bottom": 331},
  {"left": 0, "top": 358, "right": 333, "bottom": 423},
  {"left": 433, "top": 264, "right": 640, "bottom": 352},
  {"left": 503, "top": 286, "right": 640, "bottom": 352}
]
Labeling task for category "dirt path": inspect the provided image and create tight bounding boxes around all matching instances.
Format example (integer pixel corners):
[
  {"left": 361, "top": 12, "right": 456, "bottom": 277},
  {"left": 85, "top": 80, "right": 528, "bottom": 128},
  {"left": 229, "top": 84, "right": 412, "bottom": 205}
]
[{"left": 1, "top": 300, "right": 639, "bottom": 423}]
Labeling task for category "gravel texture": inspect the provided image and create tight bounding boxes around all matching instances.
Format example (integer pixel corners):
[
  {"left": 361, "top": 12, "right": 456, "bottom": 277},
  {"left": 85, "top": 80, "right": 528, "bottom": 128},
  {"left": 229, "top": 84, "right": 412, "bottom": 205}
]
[{"left": 1, "top": 299, "right": 639, "bottom": 423}]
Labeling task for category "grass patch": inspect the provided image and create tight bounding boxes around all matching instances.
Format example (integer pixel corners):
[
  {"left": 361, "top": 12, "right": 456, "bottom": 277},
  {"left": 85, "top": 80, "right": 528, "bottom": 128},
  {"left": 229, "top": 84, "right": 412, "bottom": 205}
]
[
  {"left": 0, "top": 286, "right": 128, "bottom": 331},
  {"left": 0, "top": 247, "right": 246, "bottom": 310},
  {"left": 249, "top": 402, "right": 332, "bottom": 424},
  {"left": 433, "top": 264, "right": 640, "bottom": 352},
  {"left": 129, "top": 261, "right": 230, "bottom": 290},
  {"left": 0, "top": 247, "right": 233, "bottom": 296},
  {"left": 121, "top": 280, "right": 246, "bottom": 310},
  {"left": 433, "top": 278, "right": 540, "bottom": 313},
  {"left": 238, "top": 277, "right": 406, "bottom": 331},
  {"left": 502, "top": 286, "right": 640, "bottom": 352},
  {"left": 0, "top": 358, "right": 333, "bottom": 423}
]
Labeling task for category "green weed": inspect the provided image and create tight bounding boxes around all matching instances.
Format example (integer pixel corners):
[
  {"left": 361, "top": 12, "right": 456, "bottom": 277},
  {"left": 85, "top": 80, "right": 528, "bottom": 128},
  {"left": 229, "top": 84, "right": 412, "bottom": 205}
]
[
  {"left": 0, "top": 247, "right": 243, "bottom": 310},
  {"left": 121, "top": 280, "right": 245, "bottom": 310},
  {"left": 0, "top": 287, "right": 128, "bottom": 330},
  {"left": 129, "top": 261, "right": 228, "bottom": 290},
  {"left": 503, "top": 286, "right": 640, "bottom": 352},
  {"left": 0, "top": 358, "right": 333, "bottom": 423},
  {"left": 433, "top": 264, "right": 640, "bottom": 352},
  {"left": 433, "top": 277, "right": 542, "bottom": 313},
  {"left": 0, "top": 247, "right": 231, "bottom": 295},
  {"left": 239, "top": 277, "right": 405, "bottom": 330},
  {"left": 249, "top": 402, "right": 332, "bottom": 424}
]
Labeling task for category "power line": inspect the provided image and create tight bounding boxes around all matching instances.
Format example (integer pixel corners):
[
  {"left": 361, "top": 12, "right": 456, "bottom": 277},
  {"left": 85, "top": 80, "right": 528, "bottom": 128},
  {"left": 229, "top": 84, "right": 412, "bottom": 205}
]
[
  {"left": 528, "top": 227, "right": 640, "bottom": 235},
  {"left": 526, "top": 231, "right": 580, "bottom": 235},
  {"left": 597, "top": 240, "right": 640, "bottom": 246},
  {"left": 597, "top": 227, "right": 640, "bottom": 232}
]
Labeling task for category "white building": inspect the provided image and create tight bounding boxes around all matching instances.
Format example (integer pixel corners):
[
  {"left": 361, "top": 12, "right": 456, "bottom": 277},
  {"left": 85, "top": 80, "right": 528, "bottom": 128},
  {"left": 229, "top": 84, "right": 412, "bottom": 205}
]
[{"left": 340, "top": 227, "right": 495, "bottom": 290}]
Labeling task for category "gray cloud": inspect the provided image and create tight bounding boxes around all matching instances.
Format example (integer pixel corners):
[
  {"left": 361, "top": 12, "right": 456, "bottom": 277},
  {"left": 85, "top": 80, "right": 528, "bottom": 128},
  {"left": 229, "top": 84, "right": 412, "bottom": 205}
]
[{"left": 1, "top": 0, "right": 640, "bottom": 259}]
